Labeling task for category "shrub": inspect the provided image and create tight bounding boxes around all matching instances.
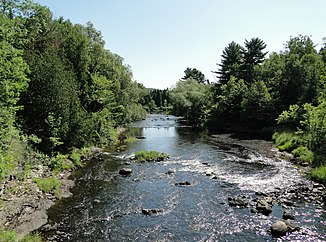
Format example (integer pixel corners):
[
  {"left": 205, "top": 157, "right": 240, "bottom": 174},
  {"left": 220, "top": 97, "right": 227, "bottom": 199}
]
[
  {"left": 291, "top": 146, "right": 314, "bottom": 163},
  {"left": 69, "top": 149, "right": 82, "bottom": 167},
  {"left": 50, "top": 154, "right": 74, "bottom": 173},
  {"left": 33, "top": 177, "right": 61, "bottom": 198},
  {"left": 124, "top": 136, "right": 138, "bottom": 143},
  {"left": 134, "top": 150, "right": 168, "bottom": 162},
  {"left": 272, "top": 132, "right": 300, "bottom": 151},
  {"left": 311, "top": 165, "right": 326, "bottom": 184}
]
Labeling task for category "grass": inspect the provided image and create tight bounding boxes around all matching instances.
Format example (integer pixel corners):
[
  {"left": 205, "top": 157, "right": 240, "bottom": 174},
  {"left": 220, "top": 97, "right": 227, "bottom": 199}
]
[
  {"left": 33, "top": 177, "right": 61, "bottom": 198},
  {"left": 311, "top": 165, "right": 326, "bottom": 184},
  {"left": 124, "top": 136, "right": 138, "bottom": 143},
  {"left": 0, "top": 228, "right": 16, "bottom": 242},
  {"left": 69, "top": 149, "right": 82, "bottom": 167},
  {"left": 20, "top": 232, "right": 43, "bottom": 242},
  {"left": 291, "top": 146, "right": 314, "bottom": 164},
  {"left": 50, "top": 154, "right": 74, "bottom": 174},
  {"left": 0, "top": 228, "right": 43, "bottom": 242},
  {"left": 134, "top": 150, "right": 168, "bottom": 162},
  {"left": 272, "top": 132, "right": 299, "bottom": 151}
]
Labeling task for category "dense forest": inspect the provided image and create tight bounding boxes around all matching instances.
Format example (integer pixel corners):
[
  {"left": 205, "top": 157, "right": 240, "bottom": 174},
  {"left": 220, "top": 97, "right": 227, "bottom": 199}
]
[
  {"left": 169, "top": 36, "right": 326, "bottom": 183},
  {"left": 0, "top": 0, "right": 149, "bottom": 183}
]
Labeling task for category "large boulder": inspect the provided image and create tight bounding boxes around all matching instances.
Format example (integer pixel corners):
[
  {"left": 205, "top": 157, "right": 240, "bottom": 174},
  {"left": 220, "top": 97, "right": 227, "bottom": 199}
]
[{"left": 271, "top": 221, "right": 288, "bottom": 237}]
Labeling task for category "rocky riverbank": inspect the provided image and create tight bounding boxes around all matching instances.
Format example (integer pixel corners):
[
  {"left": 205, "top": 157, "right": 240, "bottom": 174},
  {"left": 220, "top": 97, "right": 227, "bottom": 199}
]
[{"left": 0, "top": 147, "right": 106, "bottom": 240}]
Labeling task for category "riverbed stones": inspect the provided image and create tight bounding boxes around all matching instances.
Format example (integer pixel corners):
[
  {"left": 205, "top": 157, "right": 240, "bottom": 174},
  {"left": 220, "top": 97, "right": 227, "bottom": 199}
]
[
  {"left": 256, "top": 197, "right": 273, "bottom": 215},
  {"left": 119, "top": 168, "right": 132, "bottom": 175}
]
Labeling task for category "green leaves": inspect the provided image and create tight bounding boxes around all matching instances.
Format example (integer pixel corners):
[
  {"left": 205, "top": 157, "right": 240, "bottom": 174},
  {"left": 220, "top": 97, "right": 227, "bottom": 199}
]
[
  {"left": 170, "top": 79, "right": 213, "bottom": 126},
  {"left": 215, "top": 38, "right": 267, "bottom": 84}
]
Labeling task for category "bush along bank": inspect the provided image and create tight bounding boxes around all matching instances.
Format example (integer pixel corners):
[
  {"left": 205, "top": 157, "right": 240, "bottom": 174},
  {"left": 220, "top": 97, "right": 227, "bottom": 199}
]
[{"left": 272, "top": 101, "right": 326, "bottom": 184}]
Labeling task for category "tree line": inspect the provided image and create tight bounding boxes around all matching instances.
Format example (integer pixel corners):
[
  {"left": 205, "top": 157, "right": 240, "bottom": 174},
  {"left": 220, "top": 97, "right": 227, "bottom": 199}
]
[
  {"left": 169, "top": 36, "right": 326, "bottom": 182},
  {"left": 0, "top": 0, "right": 148, "bottom": 181},
  {"left": 0, "top": 0, "right": 325, "bottom": 184}
]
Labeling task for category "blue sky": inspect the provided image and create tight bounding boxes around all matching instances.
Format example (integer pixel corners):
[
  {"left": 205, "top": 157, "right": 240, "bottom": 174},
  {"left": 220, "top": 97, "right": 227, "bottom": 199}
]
[{"left": 34, "top": 0, "right": 326, "bottom": 89}]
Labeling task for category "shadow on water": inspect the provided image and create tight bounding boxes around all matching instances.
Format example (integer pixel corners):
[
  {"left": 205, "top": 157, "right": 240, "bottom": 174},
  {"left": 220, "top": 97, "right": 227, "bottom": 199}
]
[{"left": 43, "top": 114, "right": 325, "bottom": 242}]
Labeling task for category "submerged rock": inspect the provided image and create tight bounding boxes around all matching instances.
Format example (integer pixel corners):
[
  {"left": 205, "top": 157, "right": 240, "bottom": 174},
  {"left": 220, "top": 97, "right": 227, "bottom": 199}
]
[
  {"left": 175, "top": 181, "right": 191, "bottom": 186},
  {"left": 142, "top": 208, "right": 164, "bottom": 215},
  {"left": 119, "top": 168, "right": 132, "bottom": 175},
  {"left": 136, "top": 136, "right": 146, "bottom": 139},
  {"left": 166, "top": 169, "right": 176, "bottom": 174}
]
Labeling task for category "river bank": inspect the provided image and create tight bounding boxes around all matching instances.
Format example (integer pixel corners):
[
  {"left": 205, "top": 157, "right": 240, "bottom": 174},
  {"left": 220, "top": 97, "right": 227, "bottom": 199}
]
[{"left": 0, "top": 147, "right": 106, "bottom": 240}]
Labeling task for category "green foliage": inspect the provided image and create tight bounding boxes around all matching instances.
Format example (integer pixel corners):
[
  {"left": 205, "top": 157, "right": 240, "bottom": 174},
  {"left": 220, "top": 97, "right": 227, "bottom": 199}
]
[
  {"left": 301, "top": 100, "right": 326, "bottom": 165},
  {"left": 143, "top": 88, "right": 170, "bottom": 113},
  {"left": 50, "top": 154, "right": 73, "bottom": 173},
  {"left": 272, "top": 132, "right": 300, "bottom": 151},
  {"left": 182, "top": 67, "right": 208, "bottom": 84},
  {"left": 80, "top": 146, "right": 92, "bottom": 158},
  {"left": 170, "top": 78, "right": 213, "bottom": 126},
  {"left": 69, "top": 149, "right": 82, "bottom": 167},
  {"left": 291, "top": 146, "right": 314, "bottom": 163},
  {"left": 215, "top": 38, "right": 267, "bottom": 84},
  {"left": 310, "top": 165, "right": 326, "bottom": 184},
  {"left": 241, "top": 80, "right": 274, "bottom": 127},
  {"left": 124, "top": 136, "right": 138, "bottom": 143},
  {"left": 276, "top": 104, "right": 301, "bottom": 128},
  {"left": 33, "top": 177, "right": 61, "bottom": 197},
  {"left": 214, "top": 41, "right": 243, "bottom": 84},
  {"left": 134, "top": 150, "right": 168, "bottom": 162},
  {"left": 207, "top": 77, "right": 248, "bottom": 128},
  {"left": 21, "top": 232, "right": 43, "bottom": 242},
  {"left": 0, "top": 228, "right": 16, "bottom": 242},
  {"left": 241, "top": 38, "right": 268, "bottom": 83}
]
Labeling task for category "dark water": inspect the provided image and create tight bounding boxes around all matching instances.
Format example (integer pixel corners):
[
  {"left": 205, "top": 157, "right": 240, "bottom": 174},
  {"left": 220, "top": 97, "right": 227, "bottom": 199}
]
[{"left": 45, "top": 114, "right": 325, "bottom": 241}]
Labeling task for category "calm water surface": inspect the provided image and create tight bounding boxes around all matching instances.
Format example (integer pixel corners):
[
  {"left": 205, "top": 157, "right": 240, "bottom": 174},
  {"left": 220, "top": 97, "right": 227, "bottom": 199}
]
[{"left": 45, "top": 115, "right": 325, "bottom": 241}]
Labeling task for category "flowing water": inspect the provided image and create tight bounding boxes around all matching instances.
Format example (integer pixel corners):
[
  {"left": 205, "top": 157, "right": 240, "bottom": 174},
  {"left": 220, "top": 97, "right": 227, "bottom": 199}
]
[{"left": 44, "top": 114, "right": 325, "bottom": 241}]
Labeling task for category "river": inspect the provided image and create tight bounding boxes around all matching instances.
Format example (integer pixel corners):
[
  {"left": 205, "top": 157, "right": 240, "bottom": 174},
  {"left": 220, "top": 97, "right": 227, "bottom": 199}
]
[{"left": 44, "top": 114, "right": 325, "bottom": 241}]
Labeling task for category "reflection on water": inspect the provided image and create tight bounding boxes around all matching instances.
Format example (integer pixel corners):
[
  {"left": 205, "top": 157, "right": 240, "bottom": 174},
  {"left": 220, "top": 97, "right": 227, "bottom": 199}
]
[{"left": 45, "top": 114, "right": 325, "bottom": 241}]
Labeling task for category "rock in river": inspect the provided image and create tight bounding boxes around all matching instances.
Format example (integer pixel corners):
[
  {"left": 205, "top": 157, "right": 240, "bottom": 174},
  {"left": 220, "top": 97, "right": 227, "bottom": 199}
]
[
  {"left": 175, "top": 181, "right": 191, "bottom": 186},
  {"left": 142, "top": 208, "right": 164, "bottom": 215},
  {"left": 119, "top": 168, "right": 132, "bottom": 175},
  {"left": 283, "top": 210, "right": 295, "bottom": 220},
  {"left": 228, "top": 197, "right": 249, "bottom": 208},
  {"left": 271, "top": 221, "right": 288, "bottom": 237},
  {"left": 256, "top": 197, "right": 273, "bottom": 215}
]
